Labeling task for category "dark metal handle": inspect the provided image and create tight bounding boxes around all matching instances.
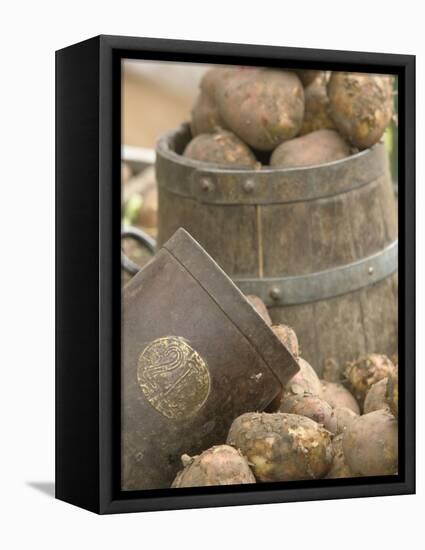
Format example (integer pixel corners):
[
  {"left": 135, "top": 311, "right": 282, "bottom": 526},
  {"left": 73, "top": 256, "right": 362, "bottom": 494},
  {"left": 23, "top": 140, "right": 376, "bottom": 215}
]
[{"left": 121, "top": 226, "right": 157, "bottom": 275}]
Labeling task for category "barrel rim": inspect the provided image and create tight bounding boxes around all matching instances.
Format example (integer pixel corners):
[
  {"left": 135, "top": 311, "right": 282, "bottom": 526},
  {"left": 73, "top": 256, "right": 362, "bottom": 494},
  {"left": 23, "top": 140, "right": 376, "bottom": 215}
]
[
  {"left": 156, "top": 124, "right": 388, "bottom": 206},
  {"left": 156, "top": 122, "right": 380, "bottom": 174}
]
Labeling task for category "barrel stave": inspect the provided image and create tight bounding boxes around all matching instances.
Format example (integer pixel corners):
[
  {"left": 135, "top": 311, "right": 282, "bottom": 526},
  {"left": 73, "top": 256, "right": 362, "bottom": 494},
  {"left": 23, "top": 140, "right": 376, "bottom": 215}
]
[
  {"left": 156, "top": 128, "right": 398, "bottom": 376},
  {"left": 158, "top": 186, "right": 259, "bottom": 277}
]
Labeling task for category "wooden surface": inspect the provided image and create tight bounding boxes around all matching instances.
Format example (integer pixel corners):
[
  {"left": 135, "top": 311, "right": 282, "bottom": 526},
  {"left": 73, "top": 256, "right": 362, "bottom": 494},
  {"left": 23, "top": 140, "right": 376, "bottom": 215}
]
[{"left": 157, "top": 141, "right": 398, "bottom": 376}]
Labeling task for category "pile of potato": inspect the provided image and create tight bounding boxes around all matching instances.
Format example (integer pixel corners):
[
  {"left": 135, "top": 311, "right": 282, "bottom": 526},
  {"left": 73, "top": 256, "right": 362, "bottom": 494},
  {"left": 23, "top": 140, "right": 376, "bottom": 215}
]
[
  {"left": 171, "top": 295, "right": 398, "bottom": 487},
  {"left": 184, "top": 67, "right": 394, "bottom": 169}
]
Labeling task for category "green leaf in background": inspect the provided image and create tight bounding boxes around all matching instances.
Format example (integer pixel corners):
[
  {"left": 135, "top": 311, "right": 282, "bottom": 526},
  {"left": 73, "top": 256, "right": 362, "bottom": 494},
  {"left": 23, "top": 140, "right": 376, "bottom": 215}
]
[{"left": 123, "top": 194, "right": 143, "bottom": 225}]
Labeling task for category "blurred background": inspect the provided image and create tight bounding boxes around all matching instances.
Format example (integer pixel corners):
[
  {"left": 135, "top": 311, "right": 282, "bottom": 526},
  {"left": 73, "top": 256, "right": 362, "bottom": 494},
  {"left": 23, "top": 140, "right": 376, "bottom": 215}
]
[
  {"left": 121, "top": 60, "right": 215, "bottom": 282},
  {"left": 122, "top": 60, "right": 212, "bottom": 148}
]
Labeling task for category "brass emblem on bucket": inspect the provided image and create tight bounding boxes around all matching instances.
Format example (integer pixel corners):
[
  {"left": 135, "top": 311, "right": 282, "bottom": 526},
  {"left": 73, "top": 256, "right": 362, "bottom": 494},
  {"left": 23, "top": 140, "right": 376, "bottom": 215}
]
[{"left": 137, "top": 337, "right": 211, "bottom": 419}]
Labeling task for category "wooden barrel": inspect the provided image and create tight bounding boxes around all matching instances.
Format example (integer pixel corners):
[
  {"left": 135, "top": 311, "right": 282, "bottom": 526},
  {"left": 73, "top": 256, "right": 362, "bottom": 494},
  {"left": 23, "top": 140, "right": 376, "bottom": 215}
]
[{"left": 156, "top": 124, "right": 398, "bottom": 375}]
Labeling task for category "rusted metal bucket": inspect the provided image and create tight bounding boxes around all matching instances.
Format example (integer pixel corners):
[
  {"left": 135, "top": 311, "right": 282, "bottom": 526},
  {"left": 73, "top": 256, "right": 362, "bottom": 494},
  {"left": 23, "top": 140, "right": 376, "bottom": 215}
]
[
  {"left": 153, "top": 124, "right": 398, "bottom": 375},
  {"left": 122, "top": 228, "right": 299, "bottom": 490}
]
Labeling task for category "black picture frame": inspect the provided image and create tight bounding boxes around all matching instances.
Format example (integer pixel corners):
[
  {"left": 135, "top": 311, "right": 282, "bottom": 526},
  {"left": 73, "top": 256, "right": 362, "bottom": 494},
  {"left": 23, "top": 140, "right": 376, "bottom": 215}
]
[{"left": 56, "top": 35, "right": 415, "bottom": 514}]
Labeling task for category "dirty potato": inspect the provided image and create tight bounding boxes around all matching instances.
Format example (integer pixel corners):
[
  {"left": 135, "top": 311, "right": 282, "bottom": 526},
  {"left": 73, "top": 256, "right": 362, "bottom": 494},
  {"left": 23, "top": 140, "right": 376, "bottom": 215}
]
[
  {"left": 322, "top": 357, "right": 341, "bottom": 383},
  {"left": 286, "top": 357, "right": 323, "bottom": 398},
  {"left": 326, "top": 434, "right": 356, "bottom": 479},
  {"left": 211, "top": 67, "right": 304, "bottom": 151},
  {"left": 227, "top": 412, "right": 333, "bottom": 481},
  {"left": 183, "top": 130, "right": 258, "bottom": 167},
  {"left": 295, "top": 69, "right": 323, "bottom": 87},
  {"left": 333, "top": 407, "right": 359, "bottom": 435},
  {"left": 270, "top": 129, "right": 351, "bottom": 168},
  {"left": 299, "top": 78, "right": 335, "bottom": 135},
  {"left": 342, "top": 409, "right": 398, "bottom": 476},
  {"left": 321, "top": 380, "right": 360, "bottom": 414},
  {"left": 279, "top": 394, "right": 337, "bottom": 433},
  {"left": 386, "top": 365, "right": 398, "bottom": 418},
  {"left": 363, "top": 377, "right": 389, "bottom": 414},
  {"left": 272, "top": 324, "right": 299, "bottom": 357},
  {"left": 327, "top": 72, "right": 394, "bottom": 149},
  {"left": 246, "top": 295, "right": 272, "bottom": 325},
  {"left": 344, "top": 353, "right": 395, "bottom": 405},
  {"left": 191, "top": 91, "right": 225, "bottom": 136},
  {"left": 171, "top": 445, "right": 255, "bottom": 487}
]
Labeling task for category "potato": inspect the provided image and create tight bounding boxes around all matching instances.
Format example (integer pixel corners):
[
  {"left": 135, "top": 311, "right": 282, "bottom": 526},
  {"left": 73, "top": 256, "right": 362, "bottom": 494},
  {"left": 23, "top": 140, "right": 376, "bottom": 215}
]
[
  {"left": 322, "top": 357, "right": 341, "bottom": 383},
  {"left": 299, "top": 79, "right": 335, "bottom": 135},
  {"left": 171, "top": 445, "right": 255, "bottom": 487},
  {"left": 268, "top": 356, "right": 319, "bottom": 414},
  {"left": 342, "top": 409, "right": 398, "bottom": 476},
  {"left": 246, "top": 294, "right": 272, "bottom": 325},
  {"left": 386, "top": 365, "right": 398, "bottom": 418},
  {"left": 286, "top": 357, "right": 323, "bottom": 398},
  {"left": 211, "top": 68, "right": 304, "bottom": 151},
  {"left": 363, "top": 377, "right": 389, "bottom": 414},
  {"left": 326, "top": 434, "right": 356, "bottom": 479},
  {"left": 191, "top": 92, "right": 225, "bottom": 136},
  {"left": 295, "top": 69, "right": 323, "bottom": 87},
  {"left": 272, "top": 324, "right": 299, "bottom": 357},
  {"left": 200, "top": 67, "right": 240, "bottom": 99},
  {"left": 328, "top": 72, "right": 394, "bottom": 149},
  {"left": 321, "top": 380, "right": 360, "bottom": 414},
  {"left": 344, "top": 353, "right": 395, "bottom": 405},
  {"left": 333, "top": 407, "right": 358, "bottom": 435},
  {"left": 279, "top": 394, "right": 337, "bottom": 433},
  {"left": 183, "top": 130, "right": 258, "bottom": 167},
  {"left": 227, "top": 412, "right": 333, "bottom": 481},
  {"left": 270, "top": 129, "right": 351, "bottom": 168}
]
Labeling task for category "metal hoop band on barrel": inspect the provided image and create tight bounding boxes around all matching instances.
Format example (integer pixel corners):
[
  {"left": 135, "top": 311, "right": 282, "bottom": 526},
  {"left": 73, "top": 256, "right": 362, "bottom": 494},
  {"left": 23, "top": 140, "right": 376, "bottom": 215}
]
[
  {"left": 234, "top": 240, "right": 398, "bottom": 306},
  {"left": 156, "top": 124, "right": 387, "bottom": 206}
]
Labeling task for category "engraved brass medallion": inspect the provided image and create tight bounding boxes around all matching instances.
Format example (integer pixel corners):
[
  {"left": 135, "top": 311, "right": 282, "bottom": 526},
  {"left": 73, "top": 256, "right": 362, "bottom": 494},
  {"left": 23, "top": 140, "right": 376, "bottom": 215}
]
[{"left": 137, "top": 337, "right": 211, "bottom": 419}]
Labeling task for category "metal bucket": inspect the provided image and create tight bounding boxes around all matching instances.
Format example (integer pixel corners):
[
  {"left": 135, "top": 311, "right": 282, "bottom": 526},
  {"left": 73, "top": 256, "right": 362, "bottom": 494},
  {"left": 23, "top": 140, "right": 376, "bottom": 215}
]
[
  {"left": 122, "top": 228, "right": 299, "bottom": 490},
  {"left": 152, "top": 124, "right": 398, "bottom": 375}
]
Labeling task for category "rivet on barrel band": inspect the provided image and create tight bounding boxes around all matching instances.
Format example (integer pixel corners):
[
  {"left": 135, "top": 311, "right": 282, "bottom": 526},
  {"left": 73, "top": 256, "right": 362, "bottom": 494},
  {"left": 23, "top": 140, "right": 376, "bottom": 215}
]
[
  {"left": 200, "top": 177, "right": 214, "bottom": 192},
  {"left": 156, "top": 125, "right": 387, "bottom": 206},
  {"left": 243, "top": 179, "right": 255, "bottom": 193}
]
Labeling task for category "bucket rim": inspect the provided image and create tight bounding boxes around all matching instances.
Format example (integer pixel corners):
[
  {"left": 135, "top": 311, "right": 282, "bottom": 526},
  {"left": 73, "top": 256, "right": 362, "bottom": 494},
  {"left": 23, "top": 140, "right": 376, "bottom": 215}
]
[{"left": 157, "top": 227, "right": 300, "bottom": 388}]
